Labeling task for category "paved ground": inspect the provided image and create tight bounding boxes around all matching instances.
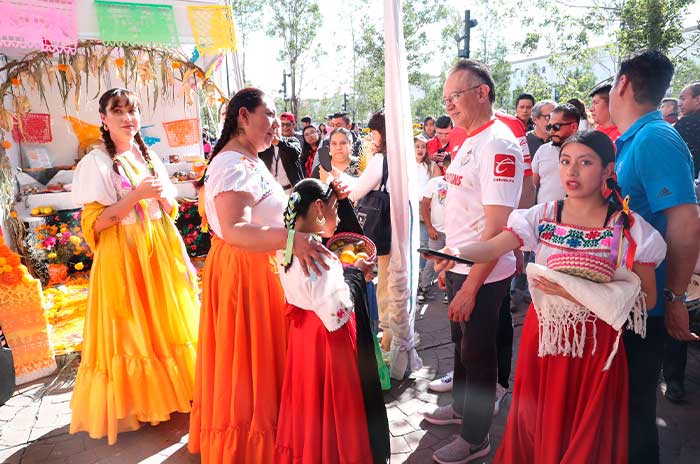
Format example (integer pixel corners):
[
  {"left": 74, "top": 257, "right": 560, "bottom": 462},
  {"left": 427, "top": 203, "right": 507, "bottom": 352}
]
[{"left": 1, "top": 287, "right": 699, "bottom": 463}]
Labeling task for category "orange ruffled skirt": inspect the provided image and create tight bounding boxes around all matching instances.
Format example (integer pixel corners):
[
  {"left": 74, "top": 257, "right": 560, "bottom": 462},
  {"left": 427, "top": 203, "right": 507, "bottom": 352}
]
[
  {"left": 70, "top": 204, "right": 199, "bottom": 445},
  {"left": 188, "top": 236, "right": 288, "bottom": 463}
]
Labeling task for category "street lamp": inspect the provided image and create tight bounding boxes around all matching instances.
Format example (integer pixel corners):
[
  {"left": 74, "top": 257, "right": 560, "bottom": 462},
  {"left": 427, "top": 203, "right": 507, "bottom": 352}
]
[{"left": 456, "top": 10, "right": 478, "bottom": 58}]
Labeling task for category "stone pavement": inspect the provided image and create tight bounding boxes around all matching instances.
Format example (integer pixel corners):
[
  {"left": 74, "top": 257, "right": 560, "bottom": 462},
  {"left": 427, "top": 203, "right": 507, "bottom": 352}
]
[{"left": 1, "top": 288, "right": 699, "bottom": 463}]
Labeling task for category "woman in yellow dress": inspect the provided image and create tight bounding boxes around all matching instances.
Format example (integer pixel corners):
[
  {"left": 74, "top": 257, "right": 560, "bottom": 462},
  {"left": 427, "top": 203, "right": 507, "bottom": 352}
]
[{"left": 70, "top": 88, "right": 199, "bottom": 444}]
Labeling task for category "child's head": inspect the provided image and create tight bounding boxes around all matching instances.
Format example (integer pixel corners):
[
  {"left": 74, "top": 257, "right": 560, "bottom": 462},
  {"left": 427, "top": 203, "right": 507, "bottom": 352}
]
[
  {"left": 559, "top": 130, "right": 616, "bottom": 202},
  {"left": 283, "top": 179, "right": 339, "bottom": 239},
  {"left": 414, "top": 135, "right": 428, "bottom": 163}
]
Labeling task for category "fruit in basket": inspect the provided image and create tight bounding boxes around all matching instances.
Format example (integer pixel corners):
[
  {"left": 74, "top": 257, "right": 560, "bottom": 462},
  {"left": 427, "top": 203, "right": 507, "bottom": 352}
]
[
  {"left": 40, "top": 206, "right": 54, "bottom": 215},
  {"left": 355, "top": 252, "right": 370, "bottom": 262},
  {"left": 31, "top": 207, "right": 40, "bottom": 215},
  {"left": 339, "top": 250, "right": 357, "bottom": 265}
]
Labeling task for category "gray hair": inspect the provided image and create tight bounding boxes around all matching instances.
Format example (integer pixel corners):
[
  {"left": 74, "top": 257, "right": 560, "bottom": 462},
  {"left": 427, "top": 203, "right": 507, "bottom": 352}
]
[{"left": 532, "top": 100, "right": 557, "bottom": 118}]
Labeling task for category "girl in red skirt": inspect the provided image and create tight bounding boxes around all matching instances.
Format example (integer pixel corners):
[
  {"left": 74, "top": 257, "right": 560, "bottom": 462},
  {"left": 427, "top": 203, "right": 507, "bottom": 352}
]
[
  {"left": 430, "top": 131, "right": 666, "bottom": 463},
  {"left": 275, "top": 178, "right": 390, "bottom": 464}
]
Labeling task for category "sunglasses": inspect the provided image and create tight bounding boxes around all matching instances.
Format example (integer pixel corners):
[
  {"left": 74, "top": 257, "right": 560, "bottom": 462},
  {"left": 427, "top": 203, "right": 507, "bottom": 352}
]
[
  {"left": 546, "top": 122, "right": 575, "bottom": 132},
  {"left": 281, "top": 121, "right": 294, "bottom": 127}
]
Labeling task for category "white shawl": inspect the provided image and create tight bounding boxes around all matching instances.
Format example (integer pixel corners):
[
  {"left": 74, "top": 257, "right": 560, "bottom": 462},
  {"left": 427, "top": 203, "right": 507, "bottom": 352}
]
[{"left": 527, "top": 263, "right": 647, "bottom": 370}]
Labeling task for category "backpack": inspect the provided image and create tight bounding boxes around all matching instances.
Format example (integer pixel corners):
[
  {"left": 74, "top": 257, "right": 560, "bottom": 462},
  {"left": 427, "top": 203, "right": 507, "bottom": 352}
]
[{"left": 357, "top": 155, "right": 391, "bottom": 256}]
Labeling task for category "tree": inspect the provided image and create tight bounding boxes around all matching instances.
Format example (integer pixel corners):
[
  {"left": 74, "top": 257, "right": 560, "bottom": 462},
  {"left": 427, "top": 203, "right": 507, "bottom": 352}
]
[
  {"left": 670, "top": 56, "right": 700, "bottom": 95},
  {"left": 618, "top": 0, "right": 694, "bottom": 56},
  {"left": 513, "top": 64, "right": 553, "bottom": 104},
  {"left": 267, "top": 0, "right": 322, "bottom": 119},
  {"left": 352, "top": 0, "right": 451, "bottom": 121},
  {"left": 230, "top": 0, "right": 265, "bottom": 85}
]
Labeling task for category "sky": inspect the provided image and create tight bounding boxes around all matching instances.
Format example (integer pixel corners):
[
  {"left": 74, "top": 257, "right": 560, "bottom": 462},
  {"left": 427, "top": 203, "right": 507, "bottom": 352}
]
[{"left": 241, "top": 1, "right": 700, "bottom": 100}]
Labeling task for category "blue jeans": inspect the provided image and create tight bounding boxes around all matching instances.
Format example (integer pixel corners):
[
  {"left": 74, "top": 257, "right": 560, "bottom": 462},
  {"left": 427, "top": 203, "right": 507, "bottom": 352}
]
[{"left": 419, "top": 221, "right": 429, "bottom": 271}]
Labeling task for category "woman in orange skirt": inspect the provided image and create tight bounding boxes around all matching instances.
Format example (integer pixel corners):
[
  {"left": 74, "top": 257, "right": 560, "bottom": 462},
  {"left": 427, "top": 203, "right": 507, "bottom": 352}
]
[{"left": 188, "top": 88, "right": 332, "bottom": 463}]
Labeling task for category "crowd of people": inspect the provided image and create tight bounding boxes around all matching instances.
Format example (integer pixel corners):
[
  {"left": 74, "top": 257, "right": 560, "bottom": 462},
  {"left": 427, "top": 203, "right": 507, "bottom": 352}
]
[{"left": 64, "top": 48, "right": 700, "bottom": 464}]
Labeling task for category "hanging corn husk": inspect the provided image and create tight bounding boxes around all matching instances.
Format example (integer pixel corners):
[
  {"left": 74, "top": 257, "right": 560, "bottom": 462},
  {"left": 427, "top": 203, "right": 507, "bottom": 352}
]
[
  {"left": 0, "top": 40, "right": 225, "bottom": 123},
  {"left": 0, "top": 108, "right": 14, "bottom": 132}
]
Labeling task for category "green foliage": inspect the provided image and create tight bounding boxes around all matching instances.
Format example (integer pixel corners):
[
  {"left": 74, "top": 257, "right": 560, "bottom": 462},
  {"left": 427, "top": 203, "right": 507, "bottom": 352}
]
[
  {"left": 512, "top": 64, "right": 553, "bottom": 105},
  {"left": 231, "top": 0, "right": 265, "bottom": 84},
  {"left": 413, "top": 74, "right": 447, "bottom": 120},
  {"left": 352, "top": 0, "right": 450, "bottom": 121},
  {"left": 618, "top": 0, "right": 693, "bottom": 56},
  {"left": 670, "top": 56, "right": 700, "bottom": 95},
  {"left": 267, "top": 0, "right": 322, "bottom": 118}
]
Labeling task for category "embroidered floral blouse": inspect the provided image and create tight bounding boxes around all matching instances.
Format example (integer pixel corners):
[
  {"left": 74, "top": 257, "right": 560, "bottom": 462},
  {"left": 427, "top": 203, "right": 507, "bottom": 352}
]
[{"left": 506, "top": 201, "right": 666, "bottom": 269}]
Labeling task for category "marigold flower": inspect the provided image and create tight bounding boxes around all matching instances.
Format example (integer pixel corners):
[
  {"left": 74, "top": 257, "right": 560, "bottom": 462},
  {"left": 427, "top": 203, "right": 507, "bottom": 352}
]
[
  {"left": 10, "top": 77, "right": 20, "bottom": 86},
  {"left": 7, "top": 255, "right": 20, "bottom": 266},
  {"left": 1, "top": 140, "right": 11, "bottom": 149},
  {"left": 1, "top": 269, "right": 21, "bottom": 285},
  {"left": 115, "top": 57, "right": 125, "bottom": 68},
  {"left": 0, "top": 257, "right": 6, "bottom": 266},
  {"left": 57, "top": 64, "right": 69, "bottom": 72},
  {"left": 171, "top": 61, "right": 181, "bottom": 69},
  {"left": 69, "top": 235, "right": 82, "bottom": 245},
  {"left": 2, "top": 265, "right": 11, "bottom": 273},
  {"left": 74, "top": 262, "right": 84, "bottom": 271},
  {"left": 47, "top": 252, "right": 57, "bottom": 259},
  {"left": 0, "top": 245, "right": 9, "bottom": 257}
]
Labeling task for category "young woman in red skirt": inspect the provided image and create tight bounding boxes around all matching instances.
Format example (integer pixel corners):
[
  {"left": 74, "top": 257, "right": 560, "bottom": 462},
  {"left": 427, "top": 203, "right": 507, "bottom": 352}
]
[{"left": 429, "top": 131, "right": 666, "bottom": 463}]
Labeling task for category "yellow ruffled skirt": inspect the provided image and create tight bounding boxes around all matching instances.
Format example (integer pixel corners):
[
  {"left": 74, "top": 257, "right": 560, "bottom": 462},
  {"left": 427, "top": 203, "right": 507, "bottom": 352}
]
[{"left": 69, "top": 203, "right": 199, "bottom": 444}]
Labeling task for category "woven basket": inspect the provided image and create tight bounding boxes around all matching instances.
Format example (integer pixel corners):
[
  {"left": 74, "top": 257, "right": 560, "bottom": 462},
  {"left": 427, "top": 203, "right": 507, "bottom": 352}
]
[
  {"left": 327, "top": 232, "right": 377, "bottom": 263},
  {"left": 547, "top": 253, "right": 615, "bottom": 284}
]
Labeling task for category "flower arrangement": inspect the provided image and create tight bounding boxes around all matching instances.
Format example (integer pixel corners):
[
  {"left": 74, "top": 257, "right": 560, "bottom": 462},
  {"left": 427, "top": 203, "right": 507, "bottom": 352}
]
[
  {"left": 32, "top": 221, "right": 91, "bottom": 267},
  {"left": 176, "top": 201, "right": 211, "bottom": 257},
  {"left": 0, "top": 244, "right": 34, "bottom": 286}
]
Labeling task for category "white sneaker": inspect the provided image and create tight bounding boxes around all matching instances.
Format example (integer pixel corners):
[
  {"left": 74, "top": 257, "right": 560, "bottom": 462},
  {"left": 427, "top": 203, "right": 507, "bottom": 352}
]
[
  {"left": 493, "top": 383, "right": 508, "bottom": 416},
  {"left": 429, "top": 371, "right": 454, "bottom": 393},
  {"left": 423, "top": 404, "right": 463, "bottom": 425},
  {"left": 433, "top": 435, "right": 491, "bottom": 464}
]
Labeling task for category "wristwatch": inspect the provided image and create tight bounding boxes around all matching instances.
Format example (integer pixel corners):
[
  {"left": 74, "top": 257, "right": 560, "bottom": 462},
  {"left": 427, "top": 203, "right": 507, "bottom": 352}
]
[{"left": 663, "top": 288, "right": 688, "bottom": 303}]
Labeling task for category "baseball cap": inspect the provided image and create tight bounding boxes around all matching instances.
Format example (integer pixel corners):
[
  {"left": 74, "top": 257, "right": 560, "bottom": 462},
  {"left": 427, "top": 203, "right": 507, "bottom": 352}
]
[{"left": 280, "top": 112, "right": 296, "bottom": 124}]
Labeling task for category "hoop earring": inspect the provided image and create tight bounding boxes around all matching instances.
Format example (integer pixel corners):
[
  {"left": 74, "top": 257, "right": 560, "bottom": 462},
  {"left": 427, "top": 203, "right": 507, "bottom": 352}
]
[
  {"left": 315, "top": 215, "right": 326, "bottom": 226},
  {"left": 102, "top": 124, "right": 109, "bottom": 132}
]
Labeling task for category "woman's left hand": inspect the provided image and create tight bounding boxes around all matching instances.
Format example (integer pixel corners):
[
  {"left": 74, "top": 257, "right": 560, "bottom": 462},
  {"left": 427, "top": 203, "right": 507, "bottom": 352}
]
[
  {"left": 330, "top": 178, "right": 350, "bottom": 200},
  {"left": 531, "top": 277, "right": 577, "bottom": 303},
  {"left": 354, "top": 258, "right": 376, "bottom": 282}
]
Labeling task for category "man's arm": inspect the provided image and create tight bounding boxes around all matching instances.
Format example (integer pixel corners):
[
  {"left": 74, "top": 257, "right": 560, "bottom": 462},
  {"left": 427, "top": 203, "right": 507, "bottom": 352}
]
[
  {"left": 518, "top": 175, "right": 536, "bottom": 209},
  {"left": 449, "top": 205, "right": 512, "bottom": 322},
  {"left": 663, "top": 203, "right": 700, "bottom": 340}
]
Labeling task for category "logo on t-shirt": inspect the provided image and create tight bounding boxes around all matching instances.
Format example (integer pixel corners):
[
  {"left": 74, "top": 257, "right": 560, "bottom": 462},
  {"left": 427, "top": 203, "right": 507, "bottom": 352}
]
[
  {"left": 494, "top": 154, "right": 516, "bottom": 178},
  {"left": 657, "top": 186, "right": 673, "bottom": 199}
]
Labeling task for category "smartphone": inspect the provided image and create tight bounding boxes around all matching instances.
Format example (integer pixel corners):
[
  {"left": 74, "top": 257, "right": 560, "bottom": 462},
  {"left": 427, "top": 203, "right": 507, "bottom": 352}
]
[
  {"left": 417, "top": 248, "right": 474, "bottom": 265},
  {"left": 318, "top": 143, "right": 332, "bottom": 172}
]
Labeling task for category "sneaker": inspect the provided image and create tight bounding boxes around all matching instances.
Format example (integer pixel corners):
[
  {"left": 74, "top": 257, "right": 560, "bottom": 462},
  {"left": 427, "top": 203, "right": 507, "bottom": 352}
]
[
  {"left": 423, "top": 404, "right": 462, "bottom": 425},
  {"left": 493, "top": 383, "right": 508, "bottom": 416},
  {"left": 417, "top": 288, "right": 427, "bottom": 303},
  {"left": 443, "top": 294, "right": 449, "bottom": 304},
  {"left": 429, "top": 371, "right": 454, "bottom": 393},
  {"left": 433, "top": 435, "right": 491, "bottom": 464},
  {"left": 665, "top": 380, "right": 686, "bottom": 403}
]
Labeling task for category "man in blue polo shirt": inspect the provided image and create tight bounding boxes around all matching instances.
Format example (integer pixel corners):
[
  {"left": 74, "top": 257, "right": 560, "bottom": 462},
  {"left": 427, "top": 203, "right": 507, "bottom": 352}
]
[{"left": 610, "top": 50, "right": 700, "bottom": 464}]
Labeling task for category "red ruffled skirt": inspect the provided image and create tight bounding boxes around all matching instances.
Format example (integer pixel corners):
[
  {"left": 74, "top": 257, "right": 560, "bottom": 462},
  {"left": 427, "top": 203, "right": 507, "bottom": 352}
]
[
  {"left": 275, "top": 305, "right": 373, "bottom": 464},
  {"left": 495, "top": 304, "right": 629, "bottom": 464}
]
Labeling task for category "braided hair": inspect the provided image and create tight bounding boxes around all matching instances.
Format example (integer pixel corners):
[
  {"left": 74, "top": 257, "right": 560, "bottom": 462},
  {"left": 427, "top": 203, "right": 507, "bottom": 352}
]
[
  {"left": 198, "top": 87, "right": 266, "bottom": 188},
  {"left": 282, "top": 178, "right": 333, "bottom": 271},
  {"left": 98, "top": 88, "right": 155, "bottom": 176}
]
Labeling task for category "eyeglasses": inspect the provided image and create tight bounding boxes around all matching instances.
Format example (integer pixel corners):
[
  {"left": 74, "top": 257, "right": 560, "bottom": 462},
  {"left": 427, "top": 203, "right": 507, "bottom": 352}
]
[
  {"left": 546, "top": 122, "right": 575, "bottom": 132},
  {"left": 281, "top": 122, "right": 294, "bottom": 127},
  {"left": 441, "top": 84, "right": 482, "bottom": 107}
]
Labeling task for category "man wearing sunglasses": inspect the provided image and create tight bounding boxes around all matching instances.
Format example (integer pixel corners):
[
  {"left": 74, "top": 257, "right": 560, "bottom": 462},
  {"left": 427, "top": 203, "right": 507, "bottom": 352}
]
[{"left": 531, "top": 103, "right": 579, "bottom": 204}]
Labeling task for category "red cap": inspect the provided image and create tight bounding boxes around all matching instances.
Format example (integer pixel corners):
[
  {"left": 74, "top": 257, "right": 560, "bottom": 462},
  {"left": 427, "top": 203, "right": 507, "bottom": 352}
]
[{"left": 280, "top": 112, "right": 295, "bottom": 124}]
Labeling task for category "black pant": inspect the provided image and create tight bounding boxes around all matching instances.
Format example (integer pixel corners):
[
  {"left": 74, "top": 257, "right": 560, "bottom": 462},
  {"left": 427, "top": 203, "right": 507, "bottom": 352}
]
[
  {"left": 663, "top": 332, "right": 687, "bottom": 387},
  {"left": 447, "top": 272, "right": 510, "bottom": 444},
  {"left": 625, "top": 316, "right": 666, "bottom": 464},
  {"left": 497, "top": 292, "right": 514, "bottom": 389}
]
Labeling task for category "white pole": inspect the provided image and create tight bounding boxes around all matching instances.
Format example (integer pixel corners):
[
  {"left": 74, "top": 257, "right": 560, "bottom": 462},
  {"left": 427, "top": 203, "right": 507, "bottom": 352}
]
[{"left": 383, "top": 0, "right": 422, "bottom": 379}]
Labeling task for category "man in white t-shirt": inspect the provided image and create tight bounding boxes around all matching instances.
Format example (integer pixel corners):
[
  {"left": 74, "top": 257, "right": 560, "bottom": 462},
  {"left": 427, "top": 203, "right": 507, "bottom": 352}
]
[
  {"left": 418, "top": 156, "right": 451, "bottom": 303},
  {"left": 532, "top": 103, "right": 579, "bottom": 203},
  {"left": 424, "top": 59, "right": 524, "bottom": 464}
]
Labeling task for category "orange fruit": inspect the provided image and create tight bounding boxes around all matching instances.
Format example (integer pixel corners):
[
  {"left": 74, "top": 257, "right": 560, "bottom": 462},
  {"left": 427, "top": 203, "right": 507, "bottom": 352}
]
[{"left": 339, "top": 250, "right": 356, "bottom": 265}]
